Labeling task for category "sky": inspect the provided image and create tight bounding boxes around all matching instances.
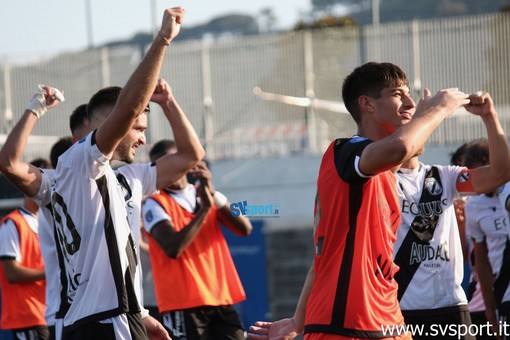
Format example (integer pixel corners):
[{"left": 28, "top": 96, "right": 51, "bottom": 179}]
[{"left": 0, "top": 0, "right": 311, "bottom": 63}]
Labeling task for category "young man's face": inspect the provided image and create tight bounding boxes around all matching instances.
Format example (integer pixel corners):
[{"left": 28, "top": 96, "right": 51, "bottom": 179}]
[
  {"left": 372, "top": 85, "right": 416, "bottom": 134},
  {"left": 114, "top": 113, "right": 148, "bottom": 163}
]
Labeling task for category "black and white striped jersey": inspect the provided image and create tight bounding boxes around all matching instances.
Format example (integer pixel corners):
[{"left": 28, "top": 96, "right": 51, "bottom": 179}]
[
  {"left": 465, "top": 193, "right": 510, "bottom": 304},
  {"left": 394, "top": 163, "right": 467, "bottom": 311},
  {"left": 50, "top": 131, "right": 143, "bottom": 332}
]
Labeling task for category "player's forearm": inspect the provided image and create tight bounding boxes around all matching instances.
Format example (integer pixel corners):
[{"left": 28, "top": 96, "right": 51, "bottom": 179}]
[
  {"left": 393, "top": 107, "right": 449, "bottom": 160},
  {"left": 292, "top": 262, "right": 315, "bottom": 333},
  {"left": 5, "top": 266, "right": 45, "bottom": 283},
  {"left": 164, "top": 207, "right": 211, "bottom": 258},
  {"left": 217, "top": 206, "right": 253, "bottom": 237},
  {"left": 163, "top": 98, "right": 205, "bottom": 164},
  {"left": 0, "top": 110, "right": 38, "bottom": 171},
  {"left": 0, "top": 110, "right": 42, "bottom": 196},
  {"left": 482, "top": 111, "right": 510, "bottom": 191},
  {"left": 98, "top": 37, "right": 169, "bottom": 156}
]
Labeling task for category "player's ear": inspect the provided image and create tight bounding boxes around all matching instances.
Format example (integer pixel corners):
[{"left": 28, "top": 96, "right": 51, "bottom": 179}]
[{"left": 358, "top": 95, "right": 375, "bottom": 113}]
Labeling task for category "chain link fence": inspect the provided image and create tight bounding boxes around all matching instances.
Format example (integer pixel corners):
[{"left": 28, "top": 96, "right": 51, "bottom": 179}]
[{"left": 1, "top": 12, "right": 510, "bottom": 162}]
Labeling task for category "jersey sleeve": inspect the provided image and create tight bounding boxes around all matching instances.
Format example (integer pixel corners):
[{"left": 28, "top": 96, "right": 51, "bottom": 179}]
[
  {"left": 116, "top": 163, "right": 157, "bottom": 198},
  {"left": 464, "top": 199, "right": 485, "bottom": 243},
  {"left": 142, "top": 198, "right": 172, "bottom": 234},
  {"left": 32, "top": 169, "right": 54, "bottom": 207},
  {"left": 334, "top": 137, "right": 373, "bottom": 183},
  {"left": 498, "top": 181, "right": 510, "bottom": 212},
  {"left": 453, "top": 166, "right": 476, "bottom": 195},
  {"left": 64, "top": 130, "right": 111, "bottom": 180},
  {"left": 439, "top": 165, "right": 467, "bottom": 202},
  {"left": 0, "top": 220, "right": 21, "bottom": 261}
]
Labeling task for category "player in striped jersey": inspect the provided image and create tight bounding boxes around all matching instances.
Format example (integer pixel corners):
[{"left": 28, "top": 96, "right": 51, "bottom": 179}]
[
  {"left": 0, "top": 7, "right": 205, "bottom": 339},
  {"left": 393, "top": 92, "right": 510, "bottom": 340}
]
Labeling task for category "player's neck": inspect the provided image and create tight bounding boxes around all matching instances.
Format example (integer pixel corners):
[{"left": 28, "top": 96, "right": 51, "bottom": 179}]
[{"left": 22, "top": 198, "right": 39, "bottom": 215}]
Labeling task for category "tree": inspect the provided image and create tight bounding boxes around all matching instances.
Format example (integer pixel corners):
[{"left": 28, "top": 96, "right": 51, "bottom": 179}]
[
  {"left": 294, "top": 15, "right": 357, "bottom": 30},
  {"left": 258, "top": 8, "right": 278, "bottom": 33}
]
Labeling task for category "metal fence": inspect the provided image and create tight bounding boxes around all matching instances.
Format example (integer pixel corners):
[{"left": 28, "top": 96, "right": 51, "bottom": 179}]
[{"left": 1, "top": 12, "right": 510, "bottom": 162}]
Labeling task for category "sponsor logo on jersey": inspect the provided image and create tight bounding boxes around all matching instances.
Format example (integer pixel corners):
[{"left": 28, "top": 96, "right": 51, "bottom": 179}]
[
  {"left": 458, "top": 171, "right": 469, "bottom": 183},
  {"left": 424, "top": 177, "right": 442, "bottom": 196},
  {"left": 145, "top": 210, "right": 153, "bottom": 223},
  {"left": 409, "top": 241, "right": 450, "bottom": 265}
]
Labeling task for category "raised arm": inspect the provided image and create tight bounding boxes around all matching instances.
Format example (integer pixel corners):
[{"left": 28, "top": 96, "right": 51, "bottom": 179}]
[
  {"left": 359, "top": 88, "right": 470, "bottom": 175},
  {"left": 95, "top": 7, "right": 186, "bottom": 157},
  {"left": 0, "top": 85, "right": 63, "bottom": 196},
  {"left": 460, "top": 92, "right": 510, "bottom": 194},
  {"left": 150, "top": 79, "right": 205, "bottom": 189}
]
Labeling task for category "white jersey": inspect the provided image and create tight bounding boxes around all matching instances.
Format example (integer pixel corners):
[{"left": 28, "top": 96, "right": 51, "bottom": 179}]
[
  {"left": 38, "top": 196, "right": 60, "bottom": 326},
  {"left": 33, "top": 168, "right": 68, "bottom": 327},
  {"left": 0, "top": 208, "right": 39, "bottom": 261},
  {"left": 465, "top": 193, "right": 510, "bottom": 304},
  {"left": 115, "top": 163, "right": 157, "bottom": 309},
  {"left": 33, "top": 155, "right": 157, "bottom": 332},
  {"left": 464, "top": 212, "right": 486, "bottom": 313},
  {"left": 50, "top": 131, "right": 144, "bottom": 332},
  {"left": 394, "top": 163, "right": 467, "bottom": 311}
]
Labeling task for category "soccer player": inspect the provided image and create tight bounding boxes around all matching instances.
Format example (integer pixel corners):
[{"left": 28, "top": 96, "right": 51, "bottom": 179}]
[
  {"left": 0, "top": 7, "right": 204, "bottom": 339},
  {"left": 464, "top": 139, "right": 509, "bottom": 339},
  {"left": 142, "top": 140, "right": 252, "bottom": 339},
  {"left": 395, "top": 90, "right": 510, "bottom": 340},
  {"left": 248, "top": 62, "right": 471, "bottom": 340},
  {"left": 0, "top": 158, "right": 51, "bottom": 340}
]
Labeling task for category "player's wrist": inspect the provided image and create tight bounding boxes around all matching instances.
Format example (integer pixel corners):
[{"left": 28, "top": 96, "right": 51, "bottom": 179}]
[{"left": 26, "top": 85, "right": 64, "bottom": 118}]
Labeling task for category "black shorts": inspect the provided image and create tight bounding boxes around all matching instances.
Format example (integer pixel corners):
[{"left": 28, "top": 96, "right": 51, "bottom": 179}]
[
  {"left": 63, "top": 313, "right": 148, "bottom": 340},
  {"left": 470, "top": 311, "right": 497, "bottom": 340},
  {"left": 11, "top": 325, "right": 49, "bottom": 340},
  {"left": 161, "top": 305, "right": 245, "bottom": 340},
  {"left": 402, "top": 305, "right": 474, "bottom": 340}
]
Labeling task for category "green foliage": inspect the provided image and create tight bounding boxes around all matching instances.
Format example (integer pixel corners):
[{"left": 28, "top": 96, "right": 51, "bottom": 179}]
[
  {"left": 312, "top": 0, "right": 510, "bottom": 24},
  {"left": 294, "top": 15, "right": 358, "bottom": 30}
]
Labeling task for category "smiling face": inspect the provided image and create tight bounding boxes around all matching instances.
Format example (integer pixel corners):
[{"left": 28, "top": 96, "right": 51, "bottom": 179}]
[
  {"left": 371, "top": 84, "right": 416, "bottom": 135},
  {"left": 114, "top": 112, "right": 148, "bottom": 163}
]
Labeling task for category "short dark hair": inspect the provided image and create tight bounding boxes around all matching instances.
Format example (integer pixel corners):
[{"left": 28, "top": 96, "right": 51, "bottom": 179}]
[
  {"left": 86, "top": 86, "right": 123, "bottom": 121},
  {"left": 50, "top": 136, "right": 74, "bottom": 168},
  {"left": 69, "top": 104, "right": 88, "bottom": 136},
  {"left": 342, "top": 62, "right": 409, "bottom": 124},
  {"left": 149, "top": 139, "right": 176, "bottom": 163},
  {"left": 30, "top": 158, "right": 51, "bottom": 169},
  {"left": 449, "top": 142, "right": 468, "bottom": 166},
  {"left": 463, "top": 138, "right": 489, "bottom": 168}
]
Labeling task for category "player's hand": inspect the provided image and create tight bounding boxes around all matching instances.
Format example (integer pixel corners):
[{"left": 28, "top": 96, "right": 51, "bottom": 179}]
[
  {"left": 150, "top": 79, "right": 174, "bottom": 106},
  {"left": 453, "top": 197, "right": 466, "bottom": 224},
  {"left": 143, "top": 315, "right": 171, "bottom": 340},
  {"left": 197, "top": 181, "right": 213, "bottom": 209},
  {"left": 189, "top": 161, "right": 215, "bottom": 195},
  {"left": 414, "top": 88, "right": 432, "bottom": 113},
  {"left": 160, "top": 7, "right": 185, "bottom": 43},
  {"left": 248, "top": 318, "right": 301, "bottom": 340},
  {"left": 26, "top": 85, "right": 65, "bottom": 118},
  {"left": 416, "top": 88, "right": 469, "bottom": 119},
  {"left": 464, "top": 91, "right": 495, "bottom": 118}
]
